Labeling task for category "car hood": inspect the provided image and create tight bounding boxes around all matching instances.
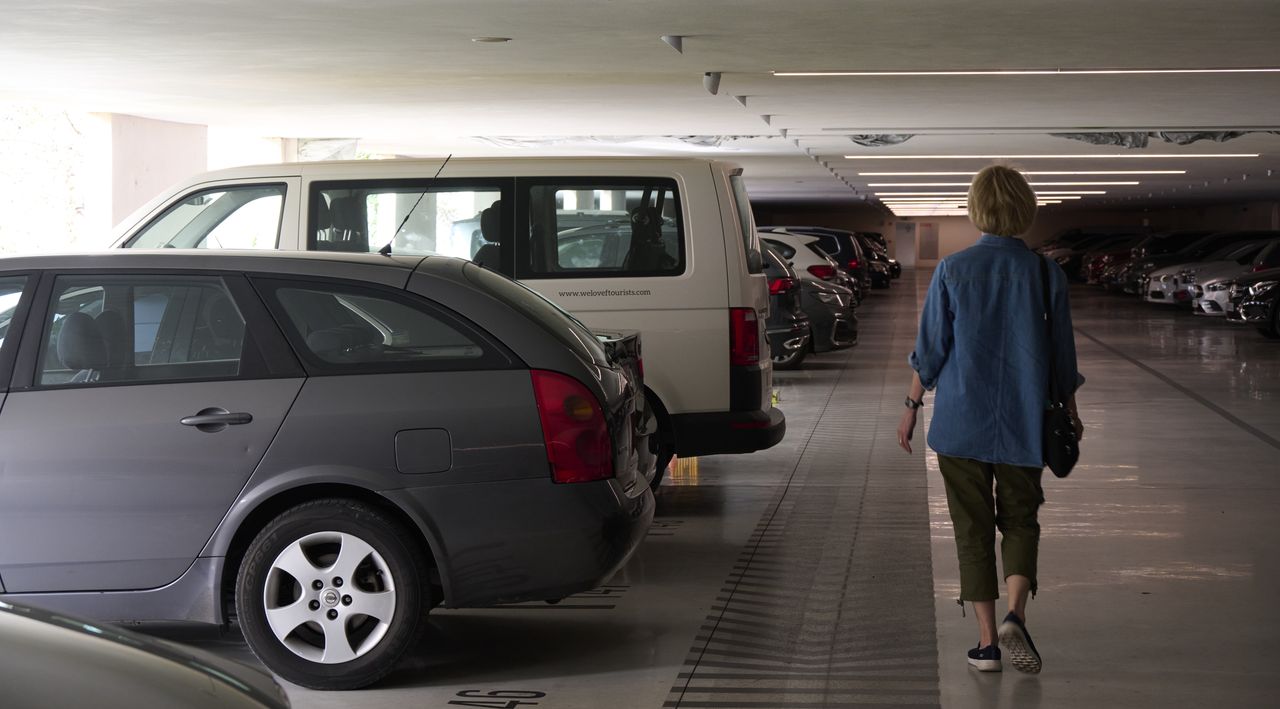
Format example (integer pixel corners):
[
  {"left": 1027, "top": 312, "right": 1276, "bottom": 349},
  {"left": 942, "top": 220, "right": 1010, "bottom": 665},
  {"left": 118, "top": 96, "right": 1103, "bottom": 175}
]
[
  {"left": 1233, "top": 266, "right": 1280, "bottom": 288},
  {"left": 1187, "top": 260, "right": 1255, "bottom": 283},
  {"left": 0, "top": 600, "right": 289, "bottom": 709}
]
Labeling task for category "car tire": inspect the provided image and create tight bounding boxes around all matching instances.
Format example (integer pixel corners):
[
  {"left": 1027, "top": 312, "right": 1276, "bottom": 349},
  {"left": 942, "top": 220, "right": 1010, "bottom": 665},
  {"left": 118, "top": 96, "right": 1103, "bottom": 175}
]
[
  {"left": 772, "top": 341, "right": 808, "bottom": 370},
  {"left": 236, "top": 498, "right": 431, "bottom": 690}
]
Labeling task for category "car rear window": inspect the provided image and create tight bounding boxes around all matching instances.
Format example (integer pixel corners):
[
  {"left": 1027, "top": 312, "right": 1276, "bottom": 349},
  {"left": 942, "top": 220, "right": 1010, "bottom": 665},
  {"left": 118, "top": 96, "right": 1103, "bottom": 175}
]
[
  {"left": 463, "top": 263, "right": 609, "bottom": 367},
  {"left": 255, "top": 278, "right": 506, "bottom": 374}
]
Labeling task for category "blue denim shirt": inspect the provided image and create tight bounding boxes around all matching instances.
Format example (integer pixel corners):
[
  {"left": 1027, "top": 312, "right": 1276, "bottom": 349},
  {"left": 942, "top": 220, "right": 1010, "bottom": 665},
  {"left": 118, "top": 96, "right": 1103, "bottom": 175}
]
[{"left": 910, "top": 234, "right": 1083, "bottom": 468}]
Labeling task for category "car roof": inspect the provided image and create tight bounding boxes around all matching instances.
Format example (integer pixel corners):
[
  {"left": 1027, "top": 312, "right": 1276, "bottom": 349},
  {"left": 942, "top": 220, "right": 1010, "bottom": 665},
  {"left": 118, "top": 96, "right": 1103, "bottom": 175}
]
[
  {"left": 0, "top": 250, "right": 433, "bottom": 288},
  {"left": 760, "top": 229, "right": 820, "bottom": 245}
]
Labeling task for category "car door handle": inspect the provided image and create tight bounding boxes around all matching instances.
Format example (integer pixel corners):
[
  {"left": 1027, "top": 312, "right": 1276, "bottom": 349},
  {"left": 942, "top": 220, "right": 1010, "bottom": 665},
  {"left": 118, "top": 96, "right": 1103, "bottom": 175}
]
[{"left": 181, "top": 408, "right": 253, "bottom": 432}]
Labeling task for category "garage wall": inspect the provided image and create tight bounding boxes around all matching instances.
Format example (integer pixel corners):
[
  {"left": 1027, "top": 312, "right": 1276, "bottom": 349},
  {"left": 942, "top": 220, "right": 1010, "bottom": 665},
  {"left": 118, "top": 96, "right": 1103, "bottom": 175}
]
[{"left": 756, "top": 197, "right": 1280, "bottom": 264}]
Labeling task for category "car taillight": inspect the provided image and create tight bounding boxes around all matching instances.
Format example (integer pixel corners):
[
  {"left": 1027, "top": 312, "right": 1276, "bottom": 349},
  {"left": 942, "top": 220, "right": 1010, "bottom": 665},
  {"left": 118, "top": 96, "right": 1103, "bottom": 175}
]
[
  {"left": 807, "top": 264, "right": 837, "bottom": 280},
  {"left": 768, "top": 277, "right": 797, "bottom": 294},
  {"left": 530, "top": 370, "right": 613, "bottom": 484},
  {"left": 847, "top": 259, "right": 860, "bottom": 270},
  {"left": 729, "top": 307, "right": 760, "bottom": 366}
]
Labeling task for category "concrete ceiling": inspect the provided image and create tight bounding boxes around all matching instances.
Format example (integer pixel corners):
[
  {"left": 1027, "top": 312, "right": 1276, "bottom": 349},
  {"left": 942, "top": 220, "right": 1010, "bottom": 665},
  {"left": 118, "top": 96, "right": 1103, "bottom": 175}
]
[{"left": 2, "top": 0, "right": 1279, "bottom": 209}]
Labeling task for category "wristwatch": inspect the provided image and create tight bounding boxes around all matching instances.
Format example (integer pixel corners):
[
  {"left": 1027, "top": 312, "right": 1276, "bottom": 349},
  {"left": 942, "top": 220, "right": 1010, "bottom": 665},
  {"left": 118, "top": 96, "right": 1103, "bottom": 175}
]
[{"left": 904, "top": 396, "right": 924, "bottom": 410}]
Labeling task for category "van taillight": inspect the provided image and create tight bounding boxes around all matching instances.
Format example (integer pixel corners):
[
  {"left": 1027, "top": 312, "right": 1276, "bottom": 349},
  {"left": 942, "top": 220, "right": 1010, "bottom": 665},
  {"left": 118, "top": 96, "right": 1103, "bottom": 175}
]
[
  {"left": 729, "top": 308, "right": 760, "bottom": 366},
  {"left": 530, "top": 370, "right": 613, "bottom": 484},
  {"left": 768, "top": 277, "right": 797, "bottom": 295},
  {"left": 807, "top": 264, "right": 837, "bottom": 280}
]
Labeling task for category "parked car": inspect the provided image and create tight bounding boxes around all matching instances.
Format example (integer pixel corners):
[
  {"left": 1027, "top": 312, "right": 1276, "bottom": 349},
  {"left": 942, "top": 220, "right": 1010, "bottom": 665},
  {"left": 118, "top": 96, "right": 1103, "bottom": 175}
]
[
  {"left": 1143, "top": 233, "right": 1280, "bottom": 305},
  {"left": 764, "top": 226, "right": 871, "bottom": 296},
  {"left": 858, "top": 239, "right": 894, "bottom": 289},
  {"left": 760, "top": 231, "right": 858, "bottom": 295},
  {"left": 1, "top": 599, "right": 290, "bottom": 709},
  {"left": 1226, "top": 267, "right": 1280, "bottom": 337},
  {"left": 1181, "top": 240, "right": 1280, "bottom": 314},
  {"left": 109, "top": 157, "right": 786, "bottom": 483},
  {"left": 761, "top": 243, "right": 811, "bottom": 370},
  {"left": 1051, "top": 234, "right": 1144, "bottom": 281},
  {"left": 0, "top": 251, "right": 655, "bottom": 690},
  {"left": 800, "top": 278, "right": 859, "bottom": 353},
  {"left": 1119, "top": 231, "right": 1217, "bottom": 294}
]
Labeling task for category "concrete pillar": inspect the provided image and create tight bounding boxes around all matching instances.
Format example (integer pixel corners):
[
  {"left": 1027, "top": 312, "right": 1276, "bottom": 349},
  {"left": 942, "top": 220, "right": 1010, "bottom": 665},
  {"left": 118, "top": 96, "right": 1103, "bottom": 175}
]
[{"left": 99, "top": 114, "right": 207, "bottom": 228}]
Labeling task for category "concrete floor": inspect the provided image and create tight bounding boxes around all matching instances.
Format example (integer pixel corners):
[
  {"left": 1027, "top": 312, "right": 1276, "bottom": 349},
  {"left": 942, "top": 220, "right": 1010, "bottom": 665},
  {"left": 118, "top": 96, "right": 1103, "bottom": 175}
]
[{"left": 151, "top": 270, "right": 1280, "bottom": 708}]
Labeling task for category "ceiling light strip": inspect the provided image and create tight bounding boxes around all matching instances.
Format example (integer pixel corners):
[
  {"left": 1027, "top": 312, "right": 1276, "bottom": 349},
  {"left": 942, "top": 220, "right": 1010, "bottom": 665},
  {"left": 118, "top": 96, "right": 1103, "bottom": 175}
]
[
  {"left": 867, "top": 181, "right": 1139, "bottom": 187},
  {"left": 846, "top": 154, "right": 1257, "bottom": 160},
  {"left": 876, "top": 190, "right": 1106, "bottom": 196},
  {"left": 775, "top": 68, "right": 1280, "bottom": 77},
  {"left": 858, "top": 170, "right": 1187, "bottom": 176}
]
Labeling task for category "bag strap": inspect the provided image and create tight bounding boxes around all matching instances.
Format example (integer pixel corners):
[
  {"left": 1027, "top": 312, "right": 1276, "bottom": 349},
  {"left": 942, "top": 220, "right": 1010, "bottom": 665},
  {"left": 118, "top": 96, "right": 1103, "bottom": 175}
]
[{"left": 1039, "top": 256, "right": 1063, "bottom": 404}]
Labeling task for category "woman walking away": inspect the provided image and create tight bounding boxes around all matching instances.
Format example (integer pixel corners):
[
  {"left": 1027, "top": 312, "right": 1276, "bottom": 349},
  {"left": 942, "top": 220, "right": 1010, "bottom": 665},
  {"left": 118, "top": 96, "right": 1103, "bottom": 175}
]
[{"left": 896, "top": 165, "right": 1084, "bottom": 674}]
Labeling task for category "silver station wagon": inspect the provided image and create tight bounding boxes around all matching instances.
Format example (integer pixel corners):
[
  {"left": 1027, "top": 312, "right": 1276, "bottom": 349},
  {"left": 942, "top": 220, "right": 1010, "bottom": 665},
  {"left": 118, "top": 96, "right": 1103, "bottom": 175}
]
[{"left": 0, "top": 251, "right": 655, "bottom": 689}]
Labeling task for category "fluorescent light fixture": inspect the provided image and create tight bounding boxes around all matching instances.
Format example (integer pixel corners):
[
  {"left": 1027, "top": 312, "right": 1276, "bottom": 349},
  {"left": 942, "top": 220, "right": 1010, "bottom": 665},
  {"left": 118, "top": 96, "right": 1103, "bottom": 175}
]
[
  {"left": 775, "top": 68, "right": 1280, "bottom": 77},
  {"left": 876, "top": 190, "right": 1105, "bottom": 196},
  {"left": 858, "top": 170, "right": 1187, "bottom": 176},
  {"left": 867, "top": 181, "right": 1138, "bottom": 187},
  {"left": 846, "top": 154, "right": 1257, "bottom": 160}
]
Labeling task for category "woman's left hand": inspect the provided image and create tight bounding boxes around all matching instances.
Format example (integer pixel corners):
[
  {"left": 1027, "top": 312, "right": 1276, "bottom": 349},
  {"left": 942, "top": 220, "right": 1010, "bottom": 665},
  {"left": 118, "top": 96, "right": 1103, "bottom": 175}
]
[{"left": 897, "top": 408, "right": 918, "bottom": 454}]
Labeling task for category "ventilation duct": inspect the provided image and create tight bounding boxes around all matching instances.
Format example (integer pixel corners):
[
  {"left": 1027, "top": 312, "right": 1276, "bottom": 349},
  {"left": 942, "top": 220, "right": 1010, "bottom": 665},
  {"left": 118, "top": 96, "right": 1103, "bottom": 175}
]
[
  {"left": 848, "top": 134, "right": 914, "bottom": 147},
  {"left": 1051, "top": 131, "right": 1279, "bottom": 148}
]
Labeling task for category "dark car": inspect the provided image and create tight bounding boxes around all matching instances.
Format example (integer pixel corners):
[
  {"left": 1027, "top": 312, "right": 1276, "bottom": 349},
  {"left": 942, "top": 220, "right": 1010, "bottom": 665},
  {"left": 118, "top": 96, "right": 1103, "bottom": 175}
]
[
  {"left": 762, "top": 243, "right": 812, "bottom": 370},
  {"left": 1226, "top": 266, "right": 1280, "bottom": 338},
  {"left": 854, "top": 233, "right": 893, "bottom": 289},
  {"left": 1052, "top": 234, "right": 1145, "bottom": 281},
  {"left": 801, "top": 278, "right": 859, "bottom": 352},
  {"left": 0, "top": 251, "right": 654, "bottom": 690},
  {"left": 766, "top": 226, "right": 872, "bottom": 297}
]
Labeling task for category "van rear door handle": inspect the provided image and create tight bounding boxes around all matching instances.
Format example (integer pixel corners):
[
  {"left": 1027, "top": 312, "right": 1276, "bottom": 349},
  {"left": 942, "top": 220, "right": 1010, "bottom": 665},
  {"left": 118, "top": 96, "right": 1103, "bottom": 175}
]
[{"left": 181, "top": 408, "right": 253, "bottom": 432}]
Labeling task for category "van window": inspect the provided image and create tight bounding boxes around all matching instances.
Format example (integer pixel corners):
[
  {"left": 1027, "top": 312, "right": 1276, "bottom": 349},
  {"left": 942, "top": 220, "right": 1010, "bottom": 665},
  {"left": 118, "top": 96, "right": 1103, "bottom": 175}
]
[
  {"left": 126, "top": 185, "right": 285, "bottom": 249},
  {"left": 519, "top": 179, "right": 684, "bottom": 278},
  {"left": 729, "top": 174, "right": 764, "bottom": 274},
  {"left": 310, "top": 183, "right": 504, "bottom": 265}
]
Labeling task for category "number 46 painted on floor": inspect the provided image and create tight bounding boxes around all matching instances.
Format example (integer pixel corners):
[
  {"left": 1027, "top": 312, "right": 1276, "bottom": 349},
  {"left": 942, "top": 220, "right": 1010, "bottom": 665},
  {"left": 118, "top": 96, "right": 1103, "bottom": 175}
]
[{"left": 448, "top": 689, "right": 547, "bottom": 708}]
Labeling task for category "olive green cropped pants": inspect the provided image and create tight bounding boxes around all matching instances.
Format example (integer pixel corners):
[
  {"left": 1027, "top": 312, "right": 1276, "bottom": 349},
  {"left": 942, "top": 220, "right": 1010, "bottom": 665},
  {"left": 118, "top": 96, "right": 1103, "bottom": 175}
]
[{"left": 937, "top": 455, "right": 1045, "bottom": 601}]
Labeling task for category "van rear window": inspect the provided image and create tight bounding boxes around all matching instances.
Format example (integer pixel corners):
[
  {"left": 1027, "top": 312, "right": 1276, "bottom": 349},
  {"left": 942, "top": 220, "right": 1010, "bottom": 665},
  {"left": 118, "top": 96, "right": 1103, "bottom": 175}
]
[
  {"left": 730, "top": 174, "right": 764, "bottom": 275},
  {"left": 518, "top": 178, "right": 684, "bottom": 279}
]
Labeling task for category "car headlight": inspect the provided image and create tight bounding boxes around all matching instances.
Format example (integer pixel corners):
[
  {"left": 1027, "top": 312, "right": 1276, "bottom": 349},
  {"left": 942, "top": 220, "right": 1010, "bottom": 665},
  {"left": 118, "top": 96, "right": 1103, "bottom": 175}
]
[
  {"left": 1249, "top": 280, "right": 1278, "bottom": 297},
  {"left": 1208, "top": 281, "right": 1232, "bottom": 293},
  {"left": 816, "top": 292, "right": 840, "bottom": 304},
  {"left": 1158, "top": 274, "right": 1171, "bottom": 283}
]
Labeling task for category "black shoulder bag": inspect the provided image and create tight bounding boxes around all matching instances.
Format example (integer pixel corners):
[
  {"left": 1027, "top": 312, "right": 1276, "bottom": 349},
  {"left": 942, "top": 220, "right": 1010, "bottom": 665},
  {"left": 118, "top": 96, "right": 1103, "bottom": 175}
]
[{"left": 1039, "top": 256, "right": 1080, "bottom": 478}]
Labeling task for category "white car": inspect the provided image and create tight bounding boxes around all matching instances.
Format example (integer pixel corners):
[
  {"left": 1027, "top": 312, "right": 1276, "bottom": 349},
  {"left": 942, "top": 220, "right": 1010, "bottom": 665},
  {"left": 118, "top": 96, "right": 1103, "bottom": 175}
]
[
  {"left": 1144, "top": 240, "right": 1272, "bottom": 306},
  {"left": 759, "top": 230, "right": 850, "bottom": 287},
  {"left": 108, "top": 157, "right": 786, "bottom": 481},
  {"left": 1193, "top": 241, "right": 1280, "bottom": 315}
]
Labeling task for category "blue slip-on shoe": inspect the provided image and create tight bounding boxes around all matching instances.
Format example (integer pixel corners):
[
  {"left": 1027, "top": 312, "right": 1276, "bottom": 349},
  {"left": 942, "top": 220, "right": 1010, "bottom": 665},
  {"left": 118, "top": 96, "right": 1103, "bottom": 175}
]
[
  {"left": 998, "top": 612, "right": 1042, "bottom": 674},
  {"left": 967, "top": 643, "right": 1002, "bottom": 672}
]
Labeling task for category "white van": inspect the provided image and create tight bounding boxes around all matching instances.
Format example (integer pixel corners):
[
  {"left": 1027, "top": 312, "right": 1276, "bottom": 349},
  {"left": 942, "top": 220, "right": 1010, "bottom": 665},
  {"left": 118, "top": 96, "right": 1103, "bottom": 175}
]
[{"left": 111, "top": 158, "right": 786, "bottom": 480}]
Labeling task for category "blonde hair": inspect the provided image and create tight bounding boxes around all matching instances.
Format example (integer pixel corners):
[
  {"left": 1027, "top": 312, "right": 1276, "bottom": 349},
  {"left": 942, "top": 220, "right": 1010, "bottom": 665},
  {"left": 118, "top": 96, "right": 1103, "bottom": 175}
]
[{"left": 967, "top": 165, "right": 1037, "bottom": 237}]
